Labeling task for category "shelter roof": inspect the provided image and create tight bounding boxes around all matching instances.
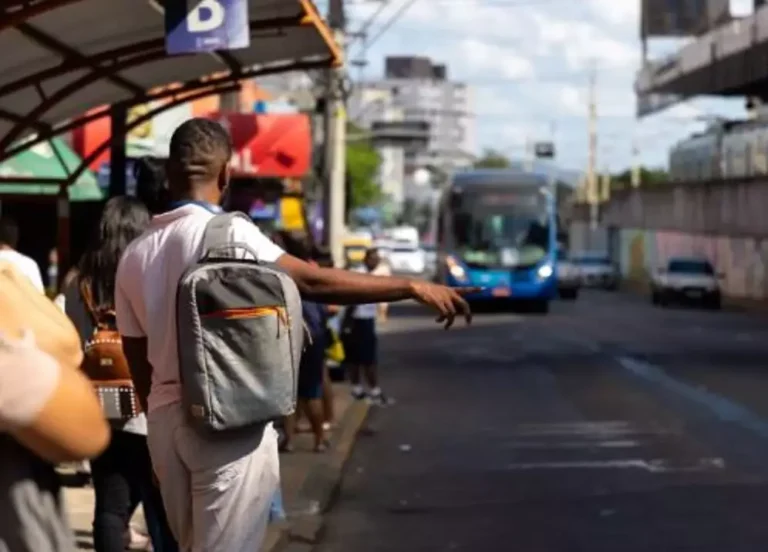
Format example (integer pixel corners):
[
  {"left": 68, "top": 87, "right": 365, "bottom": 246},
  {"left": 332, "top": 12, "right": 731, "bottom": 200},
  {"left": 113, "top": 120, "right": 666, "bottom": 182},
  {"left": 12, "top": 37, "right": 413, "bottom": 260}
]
[{"left": 0, "top": 0, "right": 339, "bottom": 158}]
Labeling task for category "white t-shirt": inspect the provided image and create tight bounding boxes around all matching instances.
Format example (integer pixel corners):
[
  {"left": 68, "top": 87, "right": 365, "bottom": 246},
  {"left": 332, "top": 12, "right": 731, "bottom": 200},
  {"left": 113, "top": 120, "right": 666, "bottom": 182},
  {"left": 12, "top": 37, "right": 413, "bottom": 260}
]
[
  {"left": 0, "top": 249, "right": 44, "bottom": 293},
  {"left": 351, "top": 265, "right": 378, "bottom": 319},
  {"left": 114, "top": 204, "right": 284, "bottom": 414}
]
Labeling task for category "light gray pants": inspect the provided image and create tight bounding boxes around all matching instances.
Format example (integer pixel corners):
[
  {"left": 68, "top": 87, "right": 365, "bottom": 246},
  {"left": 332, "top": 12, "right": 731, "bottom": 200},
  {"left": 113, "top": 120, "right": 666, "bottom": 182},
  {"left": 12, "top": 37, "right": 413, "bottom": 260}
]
[{"left": 147, "top": 403, "right": 280, "bottom": 552}]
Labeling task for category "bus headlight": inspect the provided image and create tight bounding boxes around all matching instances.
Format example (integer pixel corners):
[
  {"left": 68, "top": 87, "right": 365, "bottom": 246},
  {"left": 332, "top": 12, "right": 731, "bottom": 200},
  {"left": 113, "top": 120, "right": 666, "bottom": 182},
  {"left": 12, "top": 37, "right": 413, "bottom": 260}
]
[
  {"left": 537, "top": 262, "right": 554, "bottom": 280},
  {"left": 446, "top": 256, "right": 468, "bottom": 282}
]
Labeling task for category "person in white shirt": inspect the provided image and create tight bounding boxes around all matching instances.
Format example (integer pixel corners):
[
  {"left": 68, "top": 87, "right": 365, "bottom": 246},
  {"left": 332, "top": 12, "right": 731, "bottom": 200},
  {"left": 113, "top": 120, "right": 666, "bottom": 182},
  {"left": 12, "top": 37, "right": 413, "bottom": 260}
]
[
  {"left": 372, "top": 254, "right": 392, "bottom": 323},
  {"left": 343, "top": 248, "right": 393, "bottom": 406},
  {"left": 0, "top": 218, "right": 44, "bottom": 293},
  {"left": 115, "top": 118, "right": 475, "bottom": 552}
]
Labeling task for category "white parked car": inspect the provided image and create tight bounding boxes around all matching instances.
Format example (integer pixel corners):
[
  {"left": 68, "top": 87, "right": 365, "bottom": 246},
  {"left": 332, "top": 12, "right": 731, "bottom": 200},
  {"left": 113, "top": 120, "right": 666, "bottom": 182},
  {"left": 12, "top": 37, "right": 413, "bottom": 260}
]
[
  {"left": 572, "top": 253, "right": 619, "bottom": 290},
  {"left": 556, "top": 249, "right": 581, "bottom": 300},
  {"left": 421, "top": 243, "right": 437, "bottom": 278},
  {"left": 388, "top": 244, "right": 426, "bottom": 276},
  {"left": 651, "top": 257, "right": 722, "bottom": 309}
]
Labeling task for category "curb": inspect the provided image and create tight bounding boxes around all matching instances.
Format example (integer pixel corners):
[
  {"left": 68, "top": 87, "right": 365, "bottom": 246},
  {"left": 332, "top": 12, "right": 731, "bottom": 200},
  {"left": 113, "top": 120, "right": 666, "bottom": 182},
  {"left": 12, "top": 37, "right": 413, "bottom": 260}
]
[{"left": 266, "top": 401, "right": 370, "bottom": 552}]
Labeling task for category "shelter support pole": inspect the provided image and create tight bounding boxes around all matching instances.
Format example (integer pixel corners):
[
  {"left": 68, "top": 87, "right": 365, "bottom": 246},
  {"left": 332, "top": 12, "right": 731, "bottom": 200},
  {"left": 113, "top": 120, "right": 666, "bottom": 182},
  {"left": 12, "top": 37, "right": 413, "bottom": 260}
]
[
  {"left": 325, "top": 0, "right": 347, "bottom": 267},
  {"left": 109, "top": 104, "right": 128, "bottom": 197},
  {"left": 56, "top": 185, "right": 70, "bottom": 290},
  {"left": 586, "top": 61, "right": 598, "bottom": 231}
]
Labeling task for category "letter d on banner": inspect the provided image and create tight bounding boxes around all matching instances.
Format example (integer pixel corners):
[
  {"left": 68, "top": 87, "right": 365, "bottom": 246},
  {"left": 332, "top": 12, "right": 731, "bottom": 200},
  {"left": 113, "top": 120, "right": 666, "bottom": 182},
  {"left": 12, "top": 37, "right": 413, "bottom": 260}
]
[
  {"left": 165, "top": 0, "right": 250, "bottom": 55},
  {"left": 187, "top": 0, "right": 225, "bottom": 33}
]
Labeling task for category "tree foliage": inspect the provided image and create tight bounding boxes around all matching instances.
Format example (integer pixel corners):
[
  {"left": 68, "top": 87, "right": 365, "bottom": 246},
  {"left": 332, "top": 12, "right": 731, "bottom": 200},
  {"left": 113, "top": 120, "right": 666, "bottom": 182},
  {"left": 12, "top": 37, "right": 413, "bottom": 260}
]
[
  {"left": 610, "top": 167, "right": 670, "bottom": 189},
  {"left": 473, "top": 149, "right": 512, "bottom": 169},
  {"left": 346, "top": 124, "right": 382, "bottom": 209}
]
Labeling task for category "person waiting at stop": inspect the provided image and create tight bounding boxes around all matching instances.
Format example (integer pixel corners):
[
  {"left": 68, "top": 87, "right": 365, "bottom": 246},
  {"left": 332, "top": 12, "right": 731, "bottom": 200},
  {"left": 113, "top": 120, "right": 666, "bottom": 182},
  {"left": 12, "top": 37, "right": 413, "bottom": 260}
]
[
  {"left": 343, "top": 248, "right": 393, "bottom": 406},
  {"left": 279, "top": 234, "right": 332, "bottom": 453}
]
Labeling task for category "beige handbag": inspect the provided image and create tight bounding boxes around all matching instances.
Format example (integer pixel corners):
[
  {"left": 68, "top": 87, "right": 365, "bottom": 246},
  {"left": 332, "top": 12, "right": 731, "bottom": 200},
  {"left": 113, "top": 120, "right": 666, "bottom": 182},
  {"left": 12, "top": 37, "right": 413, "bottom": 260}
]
[{"left": 0, "top": 260, "right": 83, "bottom": 371}]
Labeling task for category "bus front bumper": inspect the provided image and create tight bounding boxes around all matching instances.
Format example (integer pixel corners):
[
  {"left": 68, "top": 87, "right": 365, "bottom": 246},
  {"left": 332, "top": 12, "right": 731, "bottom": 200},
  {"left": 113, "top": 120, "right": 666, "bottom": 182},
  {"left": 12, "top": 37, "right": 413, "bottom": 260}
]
[{"left": 450, "top": 275, "right": 557, "bottom": 301}]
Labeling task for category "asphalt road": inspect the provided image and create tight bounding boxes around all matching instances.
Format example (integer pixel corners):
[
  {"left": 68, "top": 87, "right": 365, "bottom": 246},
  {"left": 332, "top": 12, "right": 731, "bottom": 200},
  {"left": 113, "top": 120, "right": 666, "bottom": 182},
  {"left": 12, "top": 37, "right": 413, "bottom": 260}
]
[{"left": 314, "top": 290, "right": 768, "bottom": 552}]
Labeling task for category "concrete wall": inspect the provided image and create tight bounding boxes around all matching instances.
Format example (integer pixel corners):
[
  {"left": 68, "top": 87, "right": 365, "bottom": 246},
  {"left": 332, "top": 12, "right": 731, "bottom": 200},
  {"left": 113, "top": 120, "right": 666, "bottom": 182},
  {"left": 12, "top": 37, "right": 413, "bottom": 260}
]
[
  {"left": 569, "top": 221, "right": 609, "bottom": 254},
  {"left": 583, "top": 178, "right": 768, "bottom": 239},
  {"left": 568, "top": 178, "right": 768, "bottom": 300},
  {"left": 612, "top": 227, "right": 768, "bottom": 300}
]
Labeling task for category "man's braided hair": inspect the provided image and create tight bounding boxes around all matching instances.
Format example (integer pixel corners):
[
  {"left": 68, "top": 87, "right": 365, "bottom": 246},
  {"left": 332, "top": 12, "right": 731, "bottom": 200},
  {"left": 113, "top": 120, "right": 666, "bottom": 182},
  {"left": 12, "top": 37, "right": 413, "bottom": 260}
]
[{"left": 168, "top": 118, "right": 233, "bottom": 184}]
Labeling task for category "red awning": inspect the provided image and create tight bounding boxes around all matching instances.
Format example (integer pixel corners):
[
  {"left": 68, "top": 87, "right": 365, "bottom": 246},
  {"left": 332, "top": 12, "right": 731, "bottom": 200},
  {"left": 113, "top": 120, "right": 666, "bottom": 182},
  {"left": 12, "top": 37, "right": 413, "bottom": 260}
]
[{"left": 207, "top": 112, "right": 311, "bottom": 178}]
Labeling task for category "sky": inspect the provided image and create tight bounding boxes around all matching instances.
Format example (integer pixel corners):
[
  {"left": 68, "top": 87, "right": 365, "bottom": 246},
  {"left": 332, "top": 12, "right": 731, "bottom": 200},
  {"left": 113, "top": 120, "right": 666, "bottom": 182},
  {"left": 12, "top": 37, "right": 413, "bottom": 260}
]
[{"left": 316, "top": 0, "right": 755, "bottom": 174}]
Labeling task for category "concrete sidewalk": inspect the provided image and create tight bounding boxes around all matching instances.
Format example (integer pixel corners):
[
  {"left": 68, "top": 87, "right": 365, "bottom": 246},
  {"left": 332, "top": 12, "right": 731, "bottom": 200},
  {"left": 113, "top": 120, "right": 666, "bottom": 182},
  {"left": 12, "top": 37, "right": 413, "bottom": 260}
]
[{"left": 63, "top": 383, "right": 368, "bottom": 551}]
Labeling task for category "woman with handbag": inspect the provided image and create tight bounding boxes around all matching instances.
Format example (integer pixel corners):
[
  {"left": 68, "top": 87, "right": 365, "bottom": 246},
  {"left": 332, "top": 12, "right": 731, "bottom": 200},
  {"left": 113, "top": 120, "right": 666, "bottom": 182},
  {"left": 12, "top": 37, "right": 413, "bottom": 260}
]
[
  {"left": 0, "top": 260, "right": 110, "bottom": 552},
  {"left": 62, "top": 197, "right": 177, "bottom": 552}
]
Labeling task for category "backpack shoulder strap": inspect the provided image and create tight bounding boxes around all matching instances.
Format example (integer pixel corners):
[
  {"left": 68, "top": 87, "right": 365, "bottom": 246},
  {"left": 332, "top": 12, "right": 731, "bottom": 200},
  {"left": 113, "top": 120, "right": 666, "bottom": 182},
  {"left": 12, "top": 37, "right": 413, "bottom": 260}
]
[{"left": 199, "top": 211, "right": 260, "bottom": 261}]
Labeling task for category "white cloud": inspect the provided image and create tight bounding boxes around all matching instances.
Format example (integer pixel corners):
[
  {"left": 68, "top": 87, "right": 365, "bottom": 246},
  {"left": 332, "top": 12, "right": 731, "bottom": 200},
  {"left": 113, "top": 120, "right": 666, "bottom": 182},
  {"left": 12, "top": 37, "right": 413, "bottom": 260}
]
[
  {"left": 340, "top": 0, "right": 747, "bottom": 171},
  {"left": 458, "top": 38, "right": 535, "bottom": 79}
]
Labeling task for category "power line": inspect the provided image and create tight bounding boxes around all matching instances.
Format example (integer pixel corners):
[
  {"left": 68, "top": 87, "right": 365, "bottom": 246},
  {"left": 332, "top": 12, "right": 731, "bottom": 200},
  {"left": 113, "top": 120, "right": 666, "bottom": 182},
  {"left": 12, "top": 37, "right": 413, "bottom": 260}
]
[
  {"left": 356, "top": 0, "right": 391, "bottom": 36},
  {"left": 364, "top": 0, "right": 422, "bottom": 50}
]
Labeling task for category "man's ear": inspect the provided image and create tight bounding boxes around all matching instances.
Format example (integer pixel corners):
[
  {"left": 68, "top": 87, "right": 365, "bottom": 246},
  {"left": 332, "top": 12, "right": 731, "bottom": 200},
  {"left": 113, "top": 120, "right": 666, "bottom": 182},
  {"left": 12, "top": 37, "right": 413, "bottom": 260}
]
[{"left": 218, "top": 162, "right": 231, "bottom": 193}]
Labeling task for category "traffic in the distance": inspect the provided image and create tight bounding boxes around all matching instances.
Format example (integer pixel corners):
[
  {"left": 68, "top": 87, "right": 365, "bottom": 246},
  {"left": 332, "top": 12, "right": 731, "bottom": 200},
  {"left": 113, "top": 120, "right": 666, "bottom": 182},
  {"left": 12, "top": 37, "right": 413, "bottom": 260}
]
[{"left": 344, "top": 168, "right": 728, "bottom": 315}]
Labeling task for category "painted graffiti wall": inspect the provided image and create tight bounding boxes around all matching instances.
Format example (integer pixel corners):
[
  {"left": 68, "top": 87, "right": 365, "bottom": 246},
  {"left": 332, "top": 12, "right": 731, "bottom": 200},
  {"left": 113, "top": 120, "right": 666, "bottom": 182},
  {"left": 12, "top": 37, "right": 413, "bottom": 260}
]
[{"left": 617, "top": 228, "right": 768, "bottom": 300}]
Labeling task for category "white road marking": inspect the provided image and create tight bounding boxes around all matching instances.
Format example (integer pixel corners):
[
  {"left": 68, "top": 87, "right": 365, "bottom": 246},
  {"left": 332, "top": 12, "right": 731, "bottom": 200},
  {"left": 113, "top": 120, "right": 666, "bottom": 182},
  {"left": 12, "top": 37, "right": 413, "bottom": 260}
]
[
  {"left": 618, "top": 356, "right": 768, "bottom": 441},
  {"left": 508, "top": 421, "right": 673, "bottom": 438},
  {"left": 504, "top": 457, "right": 725, "bottom": 473},
  {"left": 501, "top": 440, "right": 641, "bottom": 450}
]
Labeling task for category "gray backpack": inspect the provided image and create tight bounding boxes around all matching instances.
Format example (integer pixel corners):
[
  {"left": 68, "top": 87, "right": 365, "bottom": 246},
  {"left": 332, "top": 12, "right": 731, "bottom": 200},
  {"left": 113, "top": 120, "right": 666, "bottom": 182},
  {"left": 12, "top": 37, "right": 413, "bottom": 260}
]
[{"left": 176, "top": 212, "right": 304, "bottom": 432}]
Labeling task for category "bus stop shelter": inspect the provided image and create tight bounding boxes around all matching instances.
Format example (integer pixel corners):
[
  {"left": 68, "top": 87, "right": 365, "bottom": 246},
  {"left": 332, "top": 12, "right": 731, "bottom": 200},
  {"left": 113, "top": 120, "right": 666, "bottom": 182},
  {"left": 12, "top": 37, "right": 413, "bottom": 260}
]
[{"left": 0, "top": 0, "right": 341, "bottom": 274}]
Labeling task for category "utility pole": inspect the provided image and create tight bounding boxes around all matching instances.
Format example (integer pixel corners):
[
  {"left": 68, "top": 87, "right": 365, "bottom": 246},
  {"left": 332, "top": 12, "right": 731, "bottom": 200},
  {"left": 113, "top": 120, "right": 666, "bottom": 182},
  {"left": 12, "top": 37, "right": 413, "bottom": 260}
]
[
  {"left": 325, "top": 0, "right": 347, "bottom": 267},
  {"left": 548, "top": 120, "right": 557, "bottom": 190},
  {"left": 631, "top": 137, "right": 641, "bottom": 188},
  {"left": 587, "top": 62, "right": 598, "bottom": 230},
  {"left": 524, "top": 134, "right": 534, "bottom": 172},
  {"left": 601, "top": 165, "right": 611, "bottom": 203}
]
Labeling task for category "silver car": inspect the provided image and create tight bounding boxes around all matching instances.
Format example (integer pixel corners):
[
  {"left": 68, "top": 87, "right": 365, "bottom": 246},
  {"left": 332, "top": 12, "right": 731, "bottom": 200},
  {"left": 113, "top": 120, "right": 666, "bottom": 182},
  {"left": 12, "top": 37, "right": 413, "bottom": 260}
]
[
  {"left": 556, "top": 249, "right": 580, "bottom": 300},
  {"left": 572, "top": 253, "right": 619, "bottom": 290}
]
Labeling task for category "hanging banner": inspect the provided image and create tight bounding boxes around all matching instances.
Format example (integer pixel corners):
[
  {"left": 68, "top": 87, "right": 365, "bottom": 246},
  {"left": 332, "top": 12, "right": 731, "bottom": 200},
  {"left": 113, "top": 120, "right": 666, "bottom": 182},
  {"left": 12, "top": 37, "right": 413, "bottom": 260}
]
[{"left": 165, "top": 0, "right": 250, "bottom": 55}]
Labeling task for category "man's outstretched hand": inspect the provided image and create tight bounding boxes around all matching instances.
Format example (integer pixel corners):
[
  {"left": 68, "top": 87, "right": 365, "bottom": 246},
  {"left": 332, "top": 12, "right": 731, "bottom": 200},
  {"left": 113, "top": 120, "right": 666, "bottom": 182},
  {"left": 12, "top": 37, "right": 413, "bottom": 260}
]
[{"left": 408, "top": 281, "right": 481, "bottom": 329}]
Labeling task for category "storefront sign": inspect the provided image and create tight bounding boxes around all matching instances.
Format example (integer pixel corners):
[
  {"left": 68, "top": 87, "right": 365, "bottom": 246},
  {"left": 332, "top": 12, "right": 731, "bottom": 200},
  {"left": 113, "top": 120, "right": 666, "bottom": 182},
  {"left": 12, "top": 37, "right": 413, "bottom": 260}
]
[{"left": 165, "top": 0, "right": 249, "bottom": 55}]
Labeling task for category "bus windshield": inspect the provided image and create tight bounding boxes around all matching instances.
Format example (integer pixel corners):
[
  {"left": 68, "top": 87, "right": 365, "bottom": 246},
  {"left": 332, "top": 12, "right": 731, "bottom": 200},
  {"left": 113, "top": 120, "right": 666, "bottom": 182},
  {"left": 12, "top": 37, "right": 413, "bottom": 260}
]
[{"left": 450, "top": 189, "right": 550, "bottom": 268}]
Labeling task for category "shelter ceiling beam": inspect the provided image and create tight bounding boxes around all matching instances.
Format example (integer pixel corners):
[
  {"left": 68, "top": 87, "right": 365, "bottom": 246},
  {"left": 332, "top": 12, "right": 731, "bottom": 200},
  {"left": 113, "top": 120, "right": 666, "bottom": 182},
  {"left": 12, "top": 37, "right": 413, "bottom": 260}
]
[
  {"left": 0, "top": 57, "right": 331, "bottom": 164},
  {"left": 0, "top": 38, "right": 166, "bottom": 97},
  {"left": 0, "top": 46, "right": 167, "bottom": 152},
  {"left": 214, "top": 51, "right": 242, "bottom": 75},
  {"left": 15, "top": 22, "right": 145, "bottom": 95},
  {"left": 0, "top": 0, "right": 82, "bottom": 33}
]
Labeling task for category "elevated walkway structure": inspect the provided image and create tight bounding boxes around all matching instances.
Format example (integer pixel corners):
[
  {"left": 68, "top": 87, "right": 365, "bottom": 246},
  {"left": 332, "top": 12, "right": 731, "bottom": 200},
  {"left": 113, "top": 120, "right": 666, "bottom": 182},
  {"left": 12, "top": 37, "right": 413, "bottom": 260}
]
[{"left": 636, "top": 5, "right": 768, "bottom": 116}]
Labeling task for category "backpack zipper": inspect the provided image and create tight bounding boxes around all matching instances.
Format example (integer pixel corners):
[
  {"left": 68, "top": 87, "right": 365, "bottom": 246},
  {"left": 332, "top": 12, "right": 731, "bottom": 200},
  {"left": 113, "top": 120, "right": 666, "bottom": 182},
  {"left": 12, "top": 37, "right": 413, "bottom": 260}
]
[
  {"left": 201, "top": 306, "right": 288, "bottom": 338},
  {"left": 201, "top": 306, "right": 285, "bottom": 320}
]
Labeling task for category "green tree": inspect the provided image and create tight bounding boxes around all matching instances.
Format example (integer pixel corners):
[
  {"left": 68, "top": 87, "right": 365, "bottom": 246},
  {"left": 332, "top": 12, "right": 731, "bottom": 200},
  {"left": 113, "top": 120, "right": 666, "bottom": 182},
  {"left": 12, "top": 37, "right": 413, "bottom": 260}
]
[
  {"left": 611, "top": 167, "right": 670, "bottom": 189},
  {"left": 346, "top": 124, "right": 382, "bottom": 209},
  {"left": 473, "top": 149, "right": 512, "bottom": 169}
]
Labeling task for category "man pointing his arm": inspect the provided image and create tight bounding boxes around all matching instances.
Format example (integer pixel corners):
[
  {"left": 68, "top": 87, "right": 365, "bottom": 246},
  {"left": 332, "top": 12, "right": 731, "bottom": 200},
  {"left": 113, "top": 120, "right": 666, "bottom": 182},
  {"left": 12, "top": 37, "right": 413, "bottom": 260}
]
[{"left": 115, "top": 119, "right": 476, "bottom": 552}]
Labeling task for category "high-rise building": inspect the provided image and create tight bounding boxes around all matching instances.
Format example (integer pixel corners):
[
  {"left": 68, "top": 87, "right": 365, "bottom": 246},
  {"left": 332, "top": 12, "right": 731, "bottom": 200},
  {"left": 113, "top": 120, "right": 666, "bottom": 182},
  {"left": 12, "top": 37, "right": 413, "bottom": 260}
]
[{"left": 350, "top": 56, "right": 475, "bottom": 202}]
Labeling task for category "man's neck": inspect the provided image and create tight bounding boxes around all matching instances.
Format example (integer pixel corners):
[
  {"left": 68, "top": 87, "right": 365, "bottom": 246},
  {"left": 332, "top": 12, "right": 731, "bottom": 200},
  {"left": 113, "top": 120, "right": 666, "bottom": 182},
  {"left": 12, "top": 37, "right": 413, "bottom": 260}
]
[{"left": 169, "top": 180, "right": 218, "bottom": 206}]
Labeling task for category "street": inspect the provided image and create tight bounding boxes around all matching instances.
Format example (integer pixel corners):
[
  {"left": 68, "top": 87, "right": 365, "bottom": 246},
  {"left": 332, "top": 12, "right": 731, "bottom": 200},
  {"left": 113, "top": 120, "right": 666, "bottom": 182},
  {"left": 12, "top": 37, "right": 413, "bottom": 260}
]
[{"left": 316, "top": 290, "right": 768, "bottom": 552}]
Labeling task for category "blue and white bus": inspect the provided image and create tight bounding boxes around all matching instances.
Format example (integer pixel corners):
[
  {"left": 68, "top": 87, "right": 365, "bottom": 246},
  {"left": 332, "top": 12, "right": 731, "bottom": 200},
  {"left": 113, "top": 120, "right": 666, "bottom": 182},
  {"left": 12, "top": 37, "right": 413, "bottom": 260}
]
[{"left": 434, "top": 169, "right": 559, "bottom": 313}]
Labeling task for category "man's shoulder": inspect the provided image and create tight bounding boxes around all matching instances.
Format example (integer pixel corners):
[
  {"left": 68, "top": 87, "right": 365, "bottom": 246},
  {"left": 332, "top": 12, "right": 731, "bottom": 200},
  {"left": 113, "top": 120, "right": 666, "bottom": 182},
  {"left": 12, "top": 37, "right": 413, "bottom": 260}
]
[{"left": 5, "top": 251, "right": 40, "bottom": 274}]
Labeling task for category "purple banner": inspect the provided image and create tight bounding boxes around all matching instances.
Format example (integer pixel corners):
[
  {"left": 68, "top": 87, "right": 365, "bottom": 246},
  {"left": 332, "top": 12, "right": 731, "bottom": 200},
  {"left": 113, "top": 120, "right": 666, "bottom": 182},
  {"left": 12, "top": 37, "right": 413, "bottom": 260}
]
[{"left": 165, "top": 0, "right": 249, "bottom": 55}]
